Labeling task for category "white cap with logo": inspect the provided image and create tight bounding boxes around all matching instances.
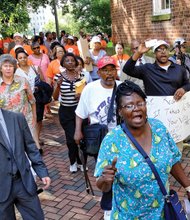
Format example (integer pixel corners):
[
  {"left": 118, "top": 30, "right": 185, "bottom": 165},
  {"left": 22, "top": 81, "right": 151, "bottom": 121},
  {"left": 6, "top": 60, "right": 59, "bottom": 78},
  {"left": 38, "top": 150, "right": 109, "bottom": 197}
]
[{"left": 152, "top": 40, "right": 170, "bottom": 53}]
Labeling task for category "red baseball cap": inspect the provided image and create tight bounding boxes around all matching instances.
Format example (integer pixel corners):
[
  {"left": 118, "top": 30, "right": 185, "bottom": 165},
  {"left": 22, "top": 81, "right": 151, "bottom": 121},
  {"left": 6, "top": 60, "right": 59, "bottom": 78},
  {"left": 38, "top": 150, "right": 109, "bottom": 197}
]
[{"left": 97, "top": 56, "right": 117, "bottom": 69}]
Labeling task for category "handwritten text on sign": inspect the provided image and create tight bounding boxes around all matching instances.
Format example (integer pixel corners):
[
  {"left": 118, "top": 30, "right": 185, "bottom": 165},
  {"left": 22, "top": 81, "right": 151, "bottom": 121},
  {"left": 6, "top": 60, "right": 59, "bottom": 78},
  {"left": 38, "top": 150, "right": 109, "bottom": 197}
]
[{"left": 147, "top": 92, "right": 190, "bottom": 143}]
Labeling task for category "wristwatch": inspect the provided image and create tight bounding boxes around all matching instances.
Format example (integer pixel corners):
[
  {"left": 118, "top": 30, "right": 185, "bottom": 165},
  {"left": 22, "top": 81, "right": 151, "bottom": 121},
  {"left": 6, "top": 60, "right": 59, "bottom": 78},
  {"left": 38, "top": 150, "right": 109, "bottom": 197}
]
[{"left": 185, "top": 186, "right": 190, "bottom": 193}]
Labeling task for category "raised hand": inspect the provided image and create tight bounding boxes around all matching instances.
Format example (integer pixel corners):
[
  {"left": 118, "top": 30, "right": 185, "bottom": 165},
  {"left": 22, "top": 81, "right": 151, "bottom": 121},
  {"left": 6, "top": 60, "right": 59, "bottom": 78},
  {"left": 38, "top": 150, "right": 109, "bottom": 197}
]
[
  {"left": 132, "top": 42, "right": 151, "bottom": 61},
  {"left": 137, "top": 42, "right": 151, "bottom": 54}
]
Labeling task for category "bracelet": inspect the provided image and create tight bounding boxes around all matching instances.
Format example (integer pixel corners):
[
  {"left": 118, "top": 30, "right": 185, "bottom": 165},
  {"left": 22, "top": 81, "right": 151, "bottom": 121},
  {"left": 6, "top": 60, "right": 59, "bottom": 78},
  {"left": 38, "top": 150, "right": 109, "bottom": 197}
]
[{"left": 185, "top": 186, "right": 190, "bottom": 192}]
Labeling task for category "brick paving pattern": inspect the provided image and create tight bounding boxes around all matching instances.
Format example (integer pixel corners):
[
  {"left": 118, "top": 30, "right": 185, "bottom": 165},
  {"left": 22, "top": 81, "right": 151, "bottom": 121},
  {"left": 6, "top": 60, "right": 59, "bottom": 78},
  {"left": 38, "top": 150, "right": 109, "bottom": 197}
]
[{"left": 16, "top": 111, "right": 190, "bottom": 219}]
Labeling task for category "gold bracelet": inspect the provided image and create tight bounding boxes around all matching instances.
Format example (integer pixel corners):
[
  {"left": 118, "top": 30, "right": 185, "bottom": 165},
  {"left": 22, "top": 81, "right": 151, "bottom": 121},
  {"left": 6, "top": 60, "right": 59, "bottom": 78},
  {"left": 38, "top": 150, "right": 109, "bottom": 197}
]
[{"left": 185, "top": 186, "right": 190, "bottom": 192}]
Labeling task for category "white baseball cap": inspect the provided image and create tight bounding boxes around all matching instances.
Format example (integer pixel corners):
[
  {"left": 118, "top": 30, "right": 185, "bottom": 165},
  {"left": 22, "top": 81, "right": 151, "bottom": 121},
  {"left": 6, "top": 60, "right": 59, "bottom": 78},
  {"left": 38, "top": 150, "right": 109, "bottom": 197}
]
[
  {"left": 153, "top": 40, "right": 170, "bottom": 53},
  {"left": 67, "top": 35, "right": 74, "bottom": 40},
  {"left": 14, "top": 45, "right": 24, "bottom": 51},
  {"left": 174, "top": 38, "right": 186, "bottom": 47},
  {"left": 13, "top": 32, "right": 23, "bottom": 38},
  {"left": 91, "top": 36, "right": 101, "bottom": 44}
]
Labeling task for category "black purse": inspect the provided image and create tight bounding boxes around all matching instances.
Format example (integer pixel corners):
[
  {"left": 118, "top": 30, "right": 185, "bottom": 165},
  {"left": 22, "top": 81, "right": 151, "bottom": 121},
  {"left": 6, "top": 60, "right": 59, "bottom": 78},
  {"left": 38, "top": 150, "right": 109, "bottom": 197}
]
[
  {"left": 83, "top": 124, "right": 108, "bottom": 155},
  {"left": 34, "top": 81, "right": 53, "bottom": 104},
  {"left": 31, "top": 66, "right": 53, "bottom": 105},
  {"left": 121, "top": 122, "right": 187, "bottom": 220},
  {"left": 83, "top": 83, "right": 117, "bottom": 155}
]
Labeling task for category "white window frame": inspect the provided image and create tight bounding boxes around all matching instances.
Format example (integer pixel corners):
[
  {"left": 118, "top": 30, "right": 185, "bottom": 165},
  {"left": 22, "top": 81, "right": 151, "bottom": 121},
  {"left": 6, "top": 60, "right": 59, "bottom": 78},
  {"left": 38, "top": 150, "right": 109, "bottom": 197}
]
[{"left": 153, "top": 0, "right": 171, "bottom": 16}]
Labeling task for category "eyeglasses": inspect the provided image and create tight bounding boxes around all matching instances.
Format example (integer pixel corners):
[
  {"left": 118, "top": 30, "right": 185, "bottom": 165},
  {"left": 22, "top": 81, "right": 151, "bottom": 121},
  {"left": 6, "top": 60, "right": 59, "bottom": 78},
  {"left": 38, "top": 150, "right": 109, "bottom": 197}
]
[
  {"left": 121, "top": 102, "right": 146, "bottom": 111},
  {"left": 101, "top": 69, "right": 117, "bottom": 75},
  {"left": 132, "top": 47, "right": 138, "bottom": 50},
  {"left": 33, "top": 46, "right": 40, "bottom": 50},
  {"left": 3, "top": 64, "right": 14, "bottom": 69},
  {"left": 57, "top": 50, "right": 64, "bottom": 53},
  {"left": 155, "top": 48, "right": 168, "bottom": 53}
]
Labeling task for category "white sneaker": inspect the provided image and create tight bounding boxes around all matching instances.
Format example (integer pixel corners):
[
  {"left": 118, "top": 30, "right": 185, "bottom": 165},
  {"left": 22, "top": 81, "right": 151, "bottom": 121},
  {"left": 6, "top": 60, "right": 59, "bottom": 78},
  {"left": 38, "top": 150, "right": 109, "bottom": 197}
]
[
  {"left": 77, "top": 164, "right": 88, "bottom": 172},
  {"left": 70, "top": 162, "right": 77, "bottom": 173},
  {"left": 104, "top": 210, "right": 111, "bottom": 220}
]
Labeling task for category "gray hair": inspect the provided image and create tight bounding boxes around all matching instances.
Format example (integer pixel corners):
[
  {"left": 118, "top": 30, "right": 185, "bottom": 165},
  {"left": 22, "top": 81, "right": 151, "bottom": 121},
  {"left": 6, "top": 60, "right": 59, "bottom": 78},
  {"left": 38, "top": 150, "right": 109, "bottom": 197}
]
[{"left": 0, "top": 54, "right": 17, "bottom": 76}]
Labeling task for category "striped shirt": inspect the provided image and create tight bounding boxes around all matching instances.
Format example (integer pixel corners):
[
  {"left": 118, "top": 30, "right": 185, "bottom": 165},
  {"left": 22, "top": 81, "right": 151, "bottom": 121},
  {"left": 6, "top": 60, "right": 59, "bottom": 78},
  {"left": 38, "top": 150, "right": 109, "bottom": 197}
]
[{"left": 54, "top": 72, "right": 84, "bottom": 107}]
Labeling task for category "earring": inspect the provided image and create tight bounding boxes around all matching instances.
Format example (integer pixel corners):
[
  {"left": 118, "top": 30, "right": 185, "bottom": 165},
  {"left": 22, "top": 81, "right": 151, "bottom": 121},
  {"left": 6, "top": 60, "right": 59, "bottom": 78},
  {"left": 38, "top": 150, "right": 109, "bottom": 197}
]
[{"left": 145, "top": 115, "right": 148, "bottom": 123}]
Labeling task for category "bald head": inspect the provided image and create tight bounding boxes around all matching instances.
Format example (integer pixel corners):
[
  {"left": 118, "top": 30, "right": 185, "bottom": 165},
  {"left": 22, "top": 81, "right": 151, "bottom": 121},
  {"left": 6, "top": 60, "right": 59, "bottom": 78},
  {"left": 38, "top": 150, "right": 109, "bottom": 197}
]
[{"left": 130, "top": 40, "right": 140, "bottom": 54}]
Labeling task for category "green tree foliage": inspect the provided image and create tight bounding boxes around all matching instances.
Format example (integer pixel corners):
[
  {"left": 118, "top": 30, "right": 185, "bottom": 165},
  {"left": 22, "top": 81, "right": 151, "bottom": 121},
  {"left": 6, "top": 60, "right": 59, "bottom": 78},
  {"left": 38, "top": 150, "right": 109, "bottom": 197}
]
[
  {"left": 0, "top": 0, "right": 111, "bottom": 37},
  {"left": 44, "top": 11, "right": 82, "bottom": 36},
  {"left": 0, "top": 2, "right": 30, "bottom": 37},
  {"left": 62, "top": 0, "right": 111, "bottom": 35},
  {"left": 0, "top": 0, "right": 52, "bottom": 37}
]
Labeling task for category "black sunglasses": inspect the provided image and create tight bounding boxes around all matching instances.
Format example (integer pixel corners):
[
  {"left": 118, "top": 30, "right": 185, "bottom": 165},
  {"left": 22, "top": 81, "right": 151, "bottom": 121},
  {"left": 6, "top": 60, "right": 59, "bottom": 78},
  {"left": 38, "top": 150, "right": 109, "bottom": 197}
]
[{"left": 33, "top": 46, "right": 40, "bottom": 50}]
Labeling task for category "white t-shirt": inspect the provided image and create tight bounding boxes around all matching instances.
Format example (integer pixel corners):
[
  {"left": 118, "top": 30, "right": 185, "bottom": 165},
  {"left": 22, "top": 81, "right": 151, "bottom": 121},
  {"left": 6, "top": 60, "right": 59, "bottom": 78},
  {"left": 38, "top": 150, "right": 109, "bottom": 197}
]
[
  {"left": 15, "top": 66, "right": 37, "bottom": 92},
  {"left": 89, "top": 49, "right": 106, "bottom": 80},
  {"left": 75, "top": 79, "right": 121, "bottom": 131}
]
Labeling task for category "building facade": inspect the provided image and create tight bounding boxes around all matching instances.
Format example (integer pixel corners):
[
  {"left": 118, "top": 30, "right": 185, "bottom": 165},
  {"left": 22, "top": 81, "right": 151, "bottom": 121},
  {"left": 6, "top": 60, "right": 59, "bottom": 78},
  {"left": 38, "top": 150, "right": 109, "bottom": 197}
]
[
  {"left": 28, "top": 6, "right": 54, "bottom": 35},
  {"left": 111, "top": 0, "right": 190, "bottom": 45}
]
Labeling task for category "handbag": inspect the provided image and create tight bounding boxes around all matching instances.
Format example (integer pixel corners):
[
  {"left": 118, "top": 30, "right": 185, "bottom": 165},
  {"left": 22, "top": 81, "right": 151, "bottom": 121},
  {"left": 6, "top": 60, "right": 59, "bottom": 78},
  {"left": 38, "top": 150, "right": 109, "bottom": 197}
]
[
  {"left": 34, "top": 81, "right": 53, "bottom": 104},
  {"left": 75, "top": 77, "right": 86, "bottom": 94},
  {"left": 31, "top": 66, "right": 53, "bottom": 105},
  {"left": 83, "top": 123, "right": 108, "bottom": 155},
  {"left": 121, "top": 122, "right": 187, "bottom": 220},
  {"left": 83, "top": 83, "right": 117, "bottom": 155}
]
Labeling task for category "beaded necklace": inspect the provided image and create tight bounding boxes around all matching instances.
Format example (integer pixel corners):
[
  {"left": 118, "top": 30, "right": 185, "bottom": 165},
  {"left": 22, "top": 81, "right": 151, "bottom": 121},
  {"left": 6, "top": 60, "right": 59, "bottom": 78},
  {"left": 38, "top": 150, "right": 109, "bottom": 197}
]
[
  {"left": 63, "top": 70, "right": 79, "bottom": 91},
  {"left": 64, "top": 70, "right": 78, "bottom": 81}
]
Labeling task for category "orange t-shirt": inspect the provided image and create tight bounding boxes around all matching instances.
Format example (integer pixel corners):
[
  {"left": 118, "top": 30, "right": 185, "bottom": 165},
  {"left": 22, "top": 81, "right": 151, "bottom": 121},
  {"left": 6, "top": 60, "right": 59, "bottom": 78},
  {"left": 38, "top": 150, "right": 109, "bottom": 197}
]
[
  {"left": 10, "top": 44, "right": 33, "bottom": 58},
  {"left": 46, "top": 59, "right": 61, "bottom": 79},
  {"left": 111, "top": 54, "right": 130, "bottom": 67},
  {"left": 0, "top": 37, "right": 13, "bottom": 54},
  {"left": 40, "top": 45, "right": 48, "bottom": 55},
  {"left": 64, "top": 44, "right": 79, "bottom": 56}
]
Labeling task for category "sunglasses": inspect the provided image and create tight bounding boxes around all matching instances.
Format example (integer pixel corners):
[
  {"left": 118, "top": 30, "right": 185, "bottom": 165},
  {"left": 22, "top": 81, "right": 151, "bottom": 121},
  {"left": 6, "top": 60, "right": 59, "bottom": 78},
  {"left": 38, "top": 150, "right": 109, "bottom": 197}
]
[
  {"left": 132, "top": 47, "right": 138, "bottom": 50},
  {"left": 33, "top": 46, "right": 40, "bottom": 50}
]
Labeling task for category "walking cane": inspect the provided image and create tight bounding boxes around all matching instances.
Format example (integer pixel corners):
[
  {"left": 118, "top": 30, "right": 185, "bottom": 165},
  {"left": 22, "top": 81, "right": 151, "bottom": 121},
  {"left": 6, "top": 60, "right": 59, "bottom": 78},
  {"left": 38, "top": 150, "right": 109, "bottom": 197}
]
[{"left": 78, "top": 144, "right": 95, "bottom": 196}]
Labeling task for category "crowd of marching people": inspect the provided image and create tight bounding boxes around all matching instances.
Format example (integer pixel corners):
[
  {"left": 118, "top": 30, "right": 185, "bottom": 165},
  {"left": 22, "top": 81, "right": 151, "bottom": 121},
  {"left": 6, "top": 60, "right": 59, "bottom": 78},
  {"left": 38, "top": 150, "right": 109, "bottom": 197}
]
[{"left": 1, "top": 29, "right": 190, "bottom": 220}]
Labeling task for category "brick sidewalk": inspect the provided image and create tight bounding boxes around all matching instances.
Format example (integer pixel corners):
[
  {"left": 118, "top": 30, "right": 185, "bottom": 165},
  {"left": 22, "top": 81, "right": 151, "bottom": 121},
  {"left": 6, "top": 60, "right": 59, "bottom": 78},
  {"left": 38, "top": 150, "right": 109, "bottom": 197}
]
[
  {"left": 17, "top": 112, "right": 190, "bottom": 220},
  {"left": 38, "top": 114, "right": 104, "bottom": 220}
]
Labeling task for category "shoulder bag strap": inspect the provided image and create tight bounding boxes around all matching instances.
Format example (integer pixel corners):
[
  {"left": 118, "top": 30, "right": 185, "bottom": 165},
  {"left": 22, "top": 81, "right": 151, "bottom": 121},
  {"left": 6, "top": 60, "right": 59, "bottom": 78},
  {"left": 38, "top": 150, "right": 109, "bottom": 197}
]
[
  {"left": 121, "top": 122, "right": 168, "bottom": 196},
  {"left": 39, "top": 54, "right": 43, "bottom": 67},
  {"left": 31, "top": 65, "right": 39, "bottom": 76},
  {"left": 107, "top": 82, "right": 117, "bottom": 123}
]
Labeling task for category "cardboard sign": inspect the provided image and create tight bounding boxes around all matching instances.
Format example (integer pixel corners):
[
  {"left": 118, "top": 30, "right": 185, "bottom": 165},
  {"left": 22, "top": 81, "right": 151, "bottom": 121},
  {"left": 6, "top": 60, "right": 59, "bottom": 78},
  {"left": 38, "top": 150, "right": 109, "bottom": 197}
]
[
  {"left": 147, "top": 92, "right": 190, "bottom": 143},
  {"left": 77, "top": 38, "right": 93, "bottom": 72}
]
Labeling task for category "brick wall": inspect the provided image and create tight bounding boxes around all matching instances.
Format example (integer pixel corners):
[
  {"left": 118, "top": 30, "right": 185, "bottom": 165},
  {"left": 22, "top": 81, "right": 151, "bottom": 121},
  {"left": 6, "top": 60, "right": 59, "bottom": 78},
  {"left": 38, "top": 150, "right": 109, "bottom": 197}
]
[{"left": 111, "top": 0, "right": 190, "bottom": 46}]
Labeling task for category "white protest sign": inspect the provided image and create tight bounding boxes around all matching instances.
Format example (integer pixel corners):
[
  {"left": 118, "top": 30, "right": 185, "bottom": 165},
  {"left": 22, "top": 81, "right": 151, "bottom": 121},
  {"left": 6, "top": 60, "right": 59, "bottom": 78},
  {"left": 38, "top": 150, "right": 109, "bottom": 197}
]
[
  {"left": 147, "top": 91, "right": 190, "bottom": 143},
  {"left": 77, "top": 37, "right": 93, "bottom": 72}
]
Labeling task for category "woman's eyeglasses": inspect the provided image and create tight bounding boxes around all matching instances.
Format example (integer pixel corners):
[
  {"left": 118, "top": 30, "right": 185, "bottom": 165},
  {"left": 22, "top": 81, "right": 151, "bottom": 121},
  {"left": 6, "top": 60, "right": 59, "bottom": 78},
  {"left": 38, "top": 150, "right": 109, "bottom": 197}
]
[
  {"left": 121, "top": 102, "right": 146, "bottom": 111},
  {"left": 56, "top": 50, "right": 64, "bottom": 53}
]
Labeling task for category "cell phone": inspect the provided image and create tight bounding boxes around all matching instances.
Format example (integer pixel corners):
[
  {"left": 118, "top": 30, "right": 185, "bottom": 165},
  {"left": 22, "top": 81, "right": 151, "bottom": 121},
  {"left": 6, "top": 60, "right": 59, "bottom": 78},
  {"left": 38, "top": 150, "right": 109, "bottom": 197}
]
[
  {"left": 145, "top": 39, "right": 157, "bottom": 48},
  {"left": 37, "top": 188, "right": 43, "bottom": 194}
]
